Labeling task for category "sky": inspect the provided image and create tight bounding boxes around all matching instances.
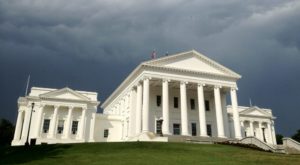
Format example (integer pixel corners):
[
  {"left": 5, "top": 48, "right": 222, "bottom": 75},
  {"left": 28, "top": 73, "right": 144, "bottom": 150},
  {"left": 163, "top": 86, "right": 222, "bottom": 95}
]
[{"left": 0, "top": 0, "right": 300, "bottom": 136}]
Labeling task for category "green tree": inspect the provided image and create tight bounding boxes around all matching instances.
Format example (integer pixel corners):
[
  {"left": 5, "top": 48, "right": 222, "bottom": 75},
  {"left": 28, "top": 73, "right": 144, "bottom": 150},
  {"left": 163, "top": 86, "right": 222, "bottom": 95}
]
[
  {"left": 291, "top": 129, "right": 300, "bottom": 143},
  {"left": 0, "top": 118, "right": 15, "bottom": 146},
  {"left": 276, "top": 134, "right": 283, "bottom": 144}
]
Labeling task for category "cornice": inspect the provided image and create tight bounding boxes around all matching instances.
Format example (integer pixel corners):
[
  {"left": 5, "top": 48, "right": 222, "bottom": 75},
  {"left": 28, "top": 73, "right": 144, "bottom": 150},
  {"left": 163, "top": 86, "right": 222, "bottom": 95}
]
[{"left": 144, "top": 64, "right": 239, "bottom": 81}]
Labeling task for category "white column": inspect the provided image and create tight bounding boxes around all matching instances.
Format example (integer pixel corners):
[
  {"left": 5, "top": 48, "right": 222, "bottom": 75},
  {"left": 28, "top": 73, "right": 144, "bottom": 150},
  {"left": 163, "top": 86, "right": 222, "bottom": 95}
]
[
  {"left": 180, "top": 81, "right": 189, "bottom": 136},
  {"left": 49, "top": 105, "right": 59, "bottom": 138},
  {"left": 258, "top": 122, "right": 264, "bottom": 141},
  {"left": 136, "top": 83, "right": 142, "bottom": 135},
  {"left": 13, "top": 110, "right": 23, "bottom": 141},
  {"left": 21, "top": 109, "right": 30, "bottom": 140},
  {"left": 240, "top": 121, "right": 244, "bottom": 138},
  {"left": 89, "top": 112, "right": 96, "bottom": 142},
  {"left": 221, "top": 92, "right": 230, "bottom": 137},
  {"left": 63, "top": 106, "right": 73, "bottom": 139},
  {"left": 230, "top": 87, "right": 242, "bottom": 139},
  {"left": 35, "top": 105, "right": 45, "bottom": 138},
  {"left": 79, "top": 108, "right": 87, "bottom": 140},
  {"left": 197, "top": 84, "right": 207, "bottom": 137},
  {"left": 142, "top": 78, "right": 150, "bottom": 132},
  {"left": 214, "top": 86, "right": 225, "bottom": 138},
  {"left": 249, "top": 121, "right": 254, "bottom": 136},
  {"left": 272, "top": 123, "right": 277, "bottom": 145},
  {"left": 267, "top": 122, "right": 273, "bottom": 144},
  {"left": 162, "top": 79, "right": 170, "bottom": 135}
]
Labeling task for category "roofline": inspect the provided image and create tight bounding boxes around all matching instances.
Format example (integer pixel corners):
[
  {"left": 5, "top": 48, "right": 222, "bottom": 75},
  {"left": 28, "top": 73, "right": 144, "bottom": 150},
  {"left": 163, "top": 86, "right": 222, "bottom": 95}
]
[
  {"left": 101, "top": 64, "right": 143, "bottom": 108},
  {"left": 101, "top": 49, "right": 241, "bottom": 108},
  {"left": 31, "top": 87, "right": 98, "bottom": 95}
]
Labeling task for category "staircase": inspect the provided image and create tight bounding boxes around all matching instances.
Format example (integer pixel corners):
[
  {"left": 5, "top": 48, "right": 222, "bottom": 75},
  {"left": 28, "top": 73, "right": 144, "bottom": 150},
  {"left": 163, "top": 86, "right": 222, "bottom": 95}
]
[
  {"left": 237, "top": 137, "right": 285, "bottom": 153},
  {"left": 166, "top": 135, "right": 232, "bottom": 144}
]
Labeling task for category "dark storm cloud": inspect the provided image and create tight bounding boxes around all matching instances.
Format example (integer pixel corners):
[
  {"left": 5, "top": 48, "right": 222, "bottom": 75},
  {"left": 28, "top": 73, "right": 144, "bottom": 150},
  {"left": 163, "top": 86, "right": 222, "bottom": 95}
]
[{"left": 1, "top": 0, "right": 300, "bottom": 136}]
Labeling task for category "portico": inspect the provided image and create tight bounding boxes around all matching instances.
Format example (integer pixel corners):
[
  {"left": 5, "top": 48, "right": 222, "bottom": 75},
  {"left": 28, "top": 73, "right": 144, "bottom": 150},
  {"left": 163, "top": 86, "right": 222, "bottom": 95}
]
[
  {"left": 11, "top": 87, "right": 99, "bottom": 146},
  {"left": 129, "top": 77, "right": 241, "bottom": 139},
  {"left": 102, "top": 50, "right": 247, "bottom": 140}
]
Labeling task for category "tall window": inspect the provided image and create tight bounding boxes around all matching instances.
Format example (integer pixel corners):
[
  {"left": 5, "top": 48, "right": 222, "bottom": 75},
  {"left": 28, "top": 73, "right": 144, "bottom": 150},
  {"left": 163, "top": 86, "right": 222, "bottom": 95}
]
[
  {"left": 174, "top": 97, "right": 179, "bottom": 108},
  {"left": 57, "top": 120, "right": 64, "bottom": 134},
  {"left": 42, "top": 119, "right": 50, "bottom": 133},
  {"left": 156, "top": 120, "right": 163, "bottom": 135},
  {"left": 207, "top": 124, "right": 212, "bottom": 136},
  {"left": 190, "top": 99, "right": 195, "bottom": 110},
  {"left": 205, "top": 100, "right": 210, "bottom": 111},
  {"left": 104, "top": 129, "right": 109, "bottom": 138},
  {"left": 71, "top": 121, "right": 79, "bottom": 135},
  {"left": 156, "top": 95, "right": 161, "bottom": 107},
  {"left": 191, "top": 123, "right": 197, "bottom": 136},
  {"left": 173, "top": 123, "right": 180, "bottom": 135}
]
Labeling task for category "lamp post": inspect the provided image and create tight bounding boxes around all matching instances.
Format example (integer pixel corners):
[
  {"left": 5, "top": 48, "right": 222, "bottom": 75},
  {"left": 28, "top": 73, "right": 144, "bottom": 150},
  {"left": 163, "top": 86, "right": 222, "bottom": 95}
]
[{"left": 25, "top": 102, "right": 35, "bottom": 147}]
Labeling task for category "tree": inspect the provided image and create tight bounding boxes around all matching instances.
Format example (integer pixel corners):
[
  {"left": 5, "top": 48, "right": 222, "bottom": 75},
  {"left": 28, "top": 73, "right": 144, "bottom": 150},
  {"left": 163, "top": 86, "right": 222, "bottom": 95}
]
[
  {"left": 291, "top": 129, "right": 300, "bottom": 143},
  {"left": 0, "top": 118, "right": 15, "bottom": 146},
  {"left": 276, "top": 134, "right": 283, "bottom": 144}
]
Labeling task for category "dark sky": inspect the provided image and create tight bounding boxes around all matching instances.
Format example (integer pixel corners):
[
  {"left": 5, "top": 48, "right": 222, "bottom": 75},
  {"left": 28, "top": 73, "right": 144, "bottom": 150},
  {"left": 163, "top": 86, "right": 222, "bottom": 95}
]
[{"left": 1, "top": 0, "right": 300, "bottom": 136}]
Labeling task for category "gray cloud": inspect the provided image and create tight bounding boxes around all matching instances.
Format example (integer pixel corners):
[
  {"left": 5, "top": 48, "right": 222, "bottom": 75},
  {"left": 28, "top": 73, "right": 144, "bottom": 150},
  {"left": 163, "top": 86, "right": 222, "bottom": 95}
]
[{"left": 1, "top": 0, "right": 300, "bottom": 136}]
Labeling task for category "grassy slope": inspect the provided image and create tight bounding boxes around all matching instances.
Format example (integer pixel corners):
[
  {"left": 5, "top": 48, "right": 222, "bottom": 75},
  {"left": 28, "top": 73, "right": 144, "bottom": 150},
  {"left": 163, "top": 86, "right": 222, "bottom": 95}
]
[{"left": 1, "top": 142, "right": 299, "bottom": 165}]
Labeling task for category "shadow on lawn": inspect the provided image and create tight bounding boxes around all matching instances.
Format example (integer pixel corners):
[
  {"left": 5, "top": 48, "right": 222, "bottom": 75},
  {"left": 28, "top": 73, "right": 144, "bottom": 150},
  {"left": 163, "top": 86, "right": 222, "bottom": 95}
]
[{"left": 0, "top": 144, "right": 72, "bottom": 164}]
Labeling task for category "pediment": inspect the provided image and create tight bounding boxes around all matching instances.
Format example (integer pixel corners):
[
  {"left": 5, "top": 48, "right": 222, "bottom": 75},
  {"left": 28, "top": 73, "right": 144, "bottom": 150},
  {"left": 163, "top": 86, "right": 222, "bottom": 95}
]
[
  {"left": 143, "top": 50, "right": 241, "bottom": 78},
  {"left": 240, "top": 106, "right": 271, "bottom": 117},
  {"left": 39, "top": 87, "right": 90, "bottom": 101}
]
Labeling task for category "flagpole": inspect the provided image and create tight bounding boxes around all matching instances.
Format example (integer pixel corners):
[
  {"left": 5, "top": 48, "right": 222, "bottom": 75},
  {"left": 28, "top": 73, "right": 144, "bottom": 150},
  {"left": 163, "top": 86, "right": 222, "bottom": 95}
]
[{"left": 25, "top": 75, "right": 30, "bottom": 96}]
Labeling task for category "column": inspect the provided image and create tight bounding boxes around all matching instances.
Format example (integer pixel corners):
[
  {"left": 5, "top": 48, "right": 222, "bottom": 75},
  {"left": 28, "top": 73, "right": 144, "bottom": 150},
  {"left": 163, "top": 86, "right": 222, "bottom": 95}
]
[
  {"left": 267, "top": 122, "right": 273, "bottom": 144},
  {"left": 214, "top": 86, "right": 225, "bottom": 138},
  {"left": 272, "top": 123, "right": 277, "bottom": 145},
  {"left": 197, "top": 84, "right": 207, "bottom": 137},
  {"left": 142, "top": 78, "right": 150, "bottom": 132},
  {"left": 162, "top": 79, "right": 170, "bottom": 135},
  {"left": 63, "top": 106, "right": 73, "bottom": 139},
  {"left": 49, "top": 105, "right": 59, "bottom": 138},
  {"left": 249, "top": 121, "right": 254, "bottom": 136},
  {"left": 221, "top": 92, "right": 230, "bottom": 137},
  {"left": 89, "top": 113, "right": 96, "bottom": 142},
  {"left": 35, "top": 105, "right": 45, "bottom": 138},
  {"left": 13, "top": 110, "right": 23, "bottom": 141},
  {"left": 136, "top": 83, "right": 142, "bottom": 134},
  {"left": 180, "top": 81, "right": 189, "bottom": 136},
  {"left": 230, "top": 87, "right": 242, "bottom": 139},
  {"left": 21, "top": 109, "right": 30, "bottom": 140},
  {"left": 79, "top": 108, "right": 87, "bottom": 140},
  {"left": 258, "top": 122, "right": 264, "bottom": 141},
  {"left": 240, "top": 121, "right": 244, "bottom": 137}
]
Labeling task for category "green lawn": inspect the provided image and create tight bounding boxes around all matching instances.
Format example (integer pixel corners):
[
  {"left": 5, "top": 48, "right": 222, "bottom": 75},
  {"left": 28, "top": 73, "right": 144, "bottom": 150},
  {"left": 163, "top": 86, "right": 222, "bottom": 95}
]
[{"left": 1, "top": 142, "right": 299, "bottom": 165}]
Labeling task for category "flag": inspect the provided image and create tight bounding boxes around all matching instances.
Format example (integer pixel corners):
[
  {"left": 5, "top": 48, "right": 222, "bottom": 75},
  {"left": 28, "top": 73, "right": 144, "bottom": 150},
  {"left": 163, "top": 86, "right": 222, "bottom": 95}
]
[{"left": 151, "top": 50, "right": 156, "bottom": 59}]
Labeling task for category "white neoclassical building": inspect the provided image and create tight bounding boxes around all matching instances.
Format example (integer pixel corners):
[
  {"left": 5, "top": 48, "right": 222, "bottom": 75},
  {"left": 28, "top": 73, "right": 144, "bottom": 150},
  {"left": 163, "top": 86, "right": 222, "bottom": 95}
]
[{"left": 12, "top": 50, "right": 277, "bottom": 146}]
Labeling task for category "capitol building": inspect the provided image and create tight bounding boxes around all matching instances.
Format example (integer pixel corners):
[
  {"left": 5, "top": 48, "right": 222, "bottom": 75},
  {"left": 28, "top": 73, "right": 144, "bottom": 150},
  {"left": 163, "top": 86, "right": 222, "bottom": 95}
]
[{"left": 11, "top": 50, "right": 277, "bottom": 146}]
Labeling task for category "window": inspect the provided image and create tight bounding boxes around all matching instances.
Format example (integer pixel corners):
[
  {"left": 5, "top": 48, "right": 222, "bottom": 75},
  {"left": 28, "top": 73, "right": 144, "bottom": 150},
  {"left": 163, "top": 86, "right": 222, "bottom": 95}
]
[
  {"left": 156, "top": 120, "right": 163, "bottom": 135},
  {"left": 104, "top": 129, "right": 109, "bottom": 138},
  {"left": 156, "top": 95, "right": 161, "bottom": 107},
  {"left": 191, "top": 123, "right": 197, "bottom": 136},
  {"left": 205, "top": 100, "right": 210, "bottom": 111},
  {"left": 190, "top": 99, "right": 195, "bottom": 110},
  {"left": 207, "top": 124, "right": 212, "bottom": 136},
  {"left": 173, "top": 123, "right": 180, "bottom": 135},
  {"left": 174, "top": 97, "right": 179, "bottom": 108},
  {"left": 42, "top": 119, "right": 50, "bottom": 133},
  {"left": 71, "top": 121, "right": 79, "bottom": 135},
  {"left": 57, "top": 120, "right": 64, "bottom": 134}
]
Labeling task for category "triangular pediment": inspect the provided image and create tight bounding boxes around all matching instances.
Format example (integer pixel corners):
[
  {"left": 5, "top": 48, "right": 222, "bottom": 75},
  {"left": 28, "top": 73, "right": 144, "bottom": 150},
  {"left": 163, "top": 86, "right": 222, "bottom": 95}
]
[
  {"left": 143, "top": 50, "right": 241, "bottom": 78},
  {"left": 240, "top": 106, "right": 271, "bottom": 117},
  {"left": 39, "top": 87, "right": 90, "bottom": 101}
]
